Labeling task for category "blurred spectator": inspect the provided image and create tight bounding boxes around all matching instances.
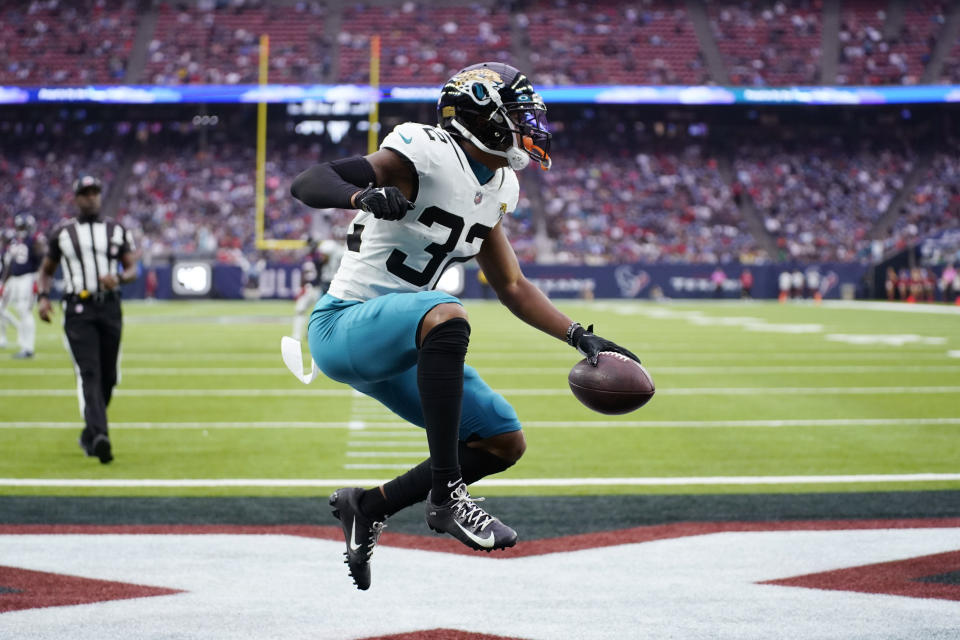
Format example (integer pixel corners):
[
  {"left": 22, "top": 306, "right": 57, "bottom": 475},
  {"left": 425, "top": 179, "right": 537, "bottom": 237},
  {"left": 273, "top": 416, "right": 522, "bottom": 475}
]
[
  {"left": 710, "top": 265, "right": 726, "bottom": 297},
  {"left": 884, "top": 266, "right": 898, "bottom": 301},
  {"left": 940, "top": 262, "right": 957, "bottom": 302},
  {"left": 740, "top": 268, "right": 753, "bottom": 298}
]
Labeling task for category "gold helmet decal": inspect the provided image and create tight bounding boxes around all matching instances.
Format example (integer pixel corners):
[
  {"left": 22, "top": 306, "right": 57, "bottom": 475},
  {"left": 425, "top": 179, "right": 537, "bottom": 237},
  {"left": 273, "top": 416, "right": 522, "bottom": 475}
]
[{"left": 447, "top": 68, "right": 504, "bottom": 106}]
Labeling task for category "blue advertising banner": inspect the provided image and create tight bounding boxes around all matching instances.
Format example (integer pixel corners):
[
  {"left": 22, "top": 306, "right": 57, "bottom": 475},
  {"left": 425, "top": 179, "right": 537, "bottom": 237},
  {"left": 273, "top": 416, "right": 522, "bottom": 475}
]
[
  {"left": 462, "top": 264, "right": 869, "bottom": 300},
  {"left": 103, "top": 262, "right": 868, "bottom": 301},
  {"left": 3, "top": 84, "right": 960, "bottom": 106}
]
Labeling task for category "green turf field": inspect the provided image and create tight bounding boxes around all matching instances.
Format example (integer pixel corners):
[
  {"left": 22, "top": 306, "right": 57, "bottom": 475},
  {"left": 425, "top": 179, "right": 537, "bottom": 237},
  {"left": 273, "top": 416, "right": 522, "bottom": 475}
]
[{"left": 1, "top": 299, "right": 958, "bottom": 497}]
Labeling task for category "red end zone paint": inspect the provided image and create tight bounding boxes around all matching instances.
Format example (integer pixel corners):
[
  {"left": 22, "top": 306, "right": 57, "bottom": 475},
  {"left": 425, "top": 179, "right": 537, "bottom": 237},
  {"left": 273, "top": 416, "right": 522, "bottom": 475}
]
[
  {"left": 761, "top": 550, "right": 960, "bottom": 602},
  {"left": 0, "top": 566, "right": 182, "bottom": 613},
  {"left": 357, "top": 629, "right": 528, "bottom": 640},
  {"left": 2, "top": 518, "right": 959, "bottom": 558}
]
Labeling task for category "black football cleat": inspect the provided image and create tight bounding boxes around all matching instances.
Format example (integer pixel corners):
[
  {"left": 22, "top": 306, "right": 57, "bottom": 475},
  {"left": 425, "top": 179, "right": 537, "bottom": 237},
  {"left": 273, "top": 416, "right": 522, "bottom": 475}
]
[
  {"left": 79, "top": 434, "right": 113, "bottom": 464},
  {"left": 329, "top": 488, "right": 386, "bottom": 591},
  {"left": 91, "top": 435, "right": 113, "bottom": 464},
  {"left": 425, "top": 483, "right": 517, "bottom": 552}
]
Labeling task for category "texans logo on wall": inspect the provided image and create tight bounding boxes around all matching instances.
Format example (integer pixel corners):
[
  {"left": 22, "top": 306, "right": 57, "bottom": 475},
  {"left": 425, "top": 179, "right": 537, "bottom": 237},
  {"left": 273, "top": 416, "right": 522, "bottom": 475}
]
[
  {"left": 819, "top": 271, "right": 840, "bottom": 294},
  {"left": 614, "top": 266, "right": 651, "bottom": 298}
]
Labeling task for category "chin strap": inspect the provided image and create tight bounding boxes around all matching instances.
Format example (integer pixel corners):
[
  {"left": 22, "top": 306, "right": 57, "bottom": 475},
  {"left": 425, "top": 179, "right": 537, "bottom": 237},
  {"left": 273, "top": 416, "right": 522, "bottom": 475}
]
[{"left": 449, "top": 119, "right": 530, "bottom": 170}]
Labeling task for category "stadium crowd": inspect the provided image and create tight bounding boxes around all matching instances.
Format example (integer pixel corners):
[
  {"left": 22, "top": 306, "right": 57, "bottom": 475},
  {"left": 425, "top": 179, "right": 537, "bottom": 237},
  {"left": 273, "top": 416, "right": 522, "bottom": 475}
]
[
  {"left": 4, "top": 112, "right": 958, "bottom": 268},
  {"left": 734, "top": 140, "right": 911, "bottom": 262},
  {"left": 885, "top": 151, "right": 960, "bottom": 253},
  {"left": 533, "top": 144, "right": 762, "bottom": 265},
  {"left": 709, "top": 0, "right": 822, "bottom": 86},
  {"left": 3, "top": 0, "right": 960, "bottom": 87}
]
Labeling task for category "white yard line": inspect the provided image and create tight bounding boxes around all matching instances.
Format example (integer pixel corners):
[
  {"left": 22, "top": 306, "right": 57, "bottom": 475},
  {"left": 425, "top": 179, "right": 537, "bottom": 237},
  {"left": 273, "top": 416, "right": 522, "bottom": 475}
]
[
  {"left": 1, "top": 474, "right": 958, "bottom": 488},
  {"left": 6, "top": 364, "right": 960, "bottom": 376},
  {"left": 79, "top": 350, "right": 956, "bottom": 361},
  {"left": 345, "top": 451, "right": 429, "bottom": 458},
  {"left": 822, "top": 300, "right": 960, "bottom": 315},
  {"left": 3, "top": 418, "right": 960, "bottom": 429},
  {"left": 4, "top": 386, "right": 960, "bottom": 397}
]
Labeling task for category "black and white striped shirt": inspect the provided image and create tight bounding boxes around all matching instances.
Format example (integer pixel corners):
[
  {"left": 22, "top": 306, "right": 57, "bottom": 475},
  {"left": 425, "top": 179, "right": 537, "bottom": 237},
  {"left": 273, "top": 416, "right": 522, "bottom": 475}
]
[{"left": 47, "top": 217, "right": 135, "bottom": 295}]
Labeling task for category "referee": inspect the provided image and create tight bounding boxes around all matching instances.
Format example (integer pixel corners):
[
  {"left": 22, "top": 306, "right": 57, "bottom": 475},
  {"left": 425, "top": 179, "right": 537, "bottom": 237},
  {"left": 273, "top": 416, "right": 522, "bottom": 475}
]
[{"left": 37, "top": 175, "right": 137, "bottom": 464}]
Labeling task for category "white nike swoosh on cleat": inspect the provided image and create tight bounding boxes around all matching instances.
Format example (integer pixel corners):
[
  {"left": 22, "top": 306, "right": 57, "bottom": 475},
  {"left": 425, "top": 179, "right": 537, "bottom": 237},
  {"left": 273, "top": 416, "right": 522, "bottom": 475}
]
[
  {"left": 447, "top": 479, "right": 463, "bottom": 488},
  {"left": 349, "top": 518, "right": 362, "bottom": 552},
  {"left": 454, "top": 520, "right": 495, "bottom": 549}
]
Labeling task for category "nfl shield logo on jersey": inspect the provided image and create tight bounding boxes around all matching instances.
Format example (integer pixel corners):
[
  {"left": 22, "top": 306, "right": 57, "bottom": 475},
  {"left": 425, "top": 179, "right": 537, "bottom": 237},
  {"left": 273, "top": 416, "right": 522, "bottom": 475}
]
[{"left": 474, "top": 191, "right": 483, "bottom": 204}]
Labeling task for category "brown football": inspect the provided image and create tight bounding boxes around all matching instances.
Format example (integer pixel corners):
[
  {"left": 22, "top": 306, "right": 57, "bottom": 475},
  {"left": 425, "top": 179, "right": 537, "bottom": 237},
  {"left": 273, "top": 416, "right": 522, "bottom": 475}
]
[{"left": 568, "top": 352, "right": 655, "bottom": 415}]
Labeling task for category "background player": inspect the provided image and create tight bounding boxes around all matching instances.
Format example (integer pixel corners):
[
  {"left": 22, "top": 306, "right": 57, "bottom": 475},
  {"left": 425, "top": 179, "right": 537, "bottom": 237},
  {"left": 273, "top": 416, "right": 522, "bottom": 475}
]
[
  {"left": 292, "top": 240, "right": 322, "bottom": 341},
  {"left": 0, "top": 214, "right": 44, "bottom": 359},
  {"left": 291, "top": 62, "right": 638, "bottom": 590},
  {"left": 292, "top": 238, "right": 345, "bottom": 341}
]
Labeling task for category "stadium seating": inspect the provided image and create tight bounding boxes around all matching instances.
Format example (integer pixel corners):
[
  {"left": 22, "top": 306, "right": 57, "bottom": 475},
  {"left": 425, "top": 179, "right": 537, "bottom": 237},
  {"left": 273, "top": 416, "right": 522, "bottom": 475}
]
[
  {"left": 525, "top": 1, "right": 706, "bottom": 85},
  {"left": 338, "top": 2, "right": 512, "bottom": 85},
  {"left": 0, "top": 0, "right": 137, "bottom": 85},
  {"left": 886, "top": 152, "right": 960, "bottom": 253},
  {"left": 836, "top": 0, "right": 943, "bottom": 86},
  {"left": 735, "top": 140, "right": 911, "bottom": 262},
  {"left": 145, "top": 1, "right": 330, "bottom": 85},
  {"left": 2, "top": 0, "right": 957, "bottom": 87},
  {"left": 708, "top": 0, "right": 822, "bottom": 86}
]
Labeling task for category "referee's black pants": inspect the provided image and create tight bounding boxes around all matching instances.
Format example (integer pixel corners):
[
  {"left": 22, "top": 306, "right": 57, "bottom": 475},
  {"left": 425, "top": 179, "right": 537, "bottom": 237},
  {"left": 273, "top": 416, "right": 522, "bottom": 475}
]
[{"left": 63, "top": 296, "right": 123, "bottom": 448}]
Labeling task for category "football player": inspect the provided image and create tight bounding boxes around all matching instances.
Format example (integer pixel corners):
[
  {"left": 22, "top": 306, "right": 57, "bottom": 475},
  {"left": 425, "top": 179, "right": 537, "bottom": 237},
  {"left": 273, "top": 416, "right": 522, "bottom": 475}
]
[
  {"left": 0, "top": 214, "right": 44, "bottom": 358},
  {"left": 290, "top": 62, "right": 639, "bottom": 590},
  {"left": 292, "top": 241, "right": 322, "bottom": 342}
]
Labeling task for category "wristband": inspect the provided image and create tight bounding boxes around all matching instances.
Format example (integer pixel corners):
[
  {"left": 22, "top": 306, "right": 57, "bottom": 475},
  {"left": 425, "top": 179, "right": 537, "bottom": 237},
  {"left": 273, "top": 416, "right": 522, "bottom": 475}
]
[
  {"left": 37, "top": 291, "right": 50, "bottom": 300},
  {"left": 565, "top": 322, "right": 583, "bottom": 346}
]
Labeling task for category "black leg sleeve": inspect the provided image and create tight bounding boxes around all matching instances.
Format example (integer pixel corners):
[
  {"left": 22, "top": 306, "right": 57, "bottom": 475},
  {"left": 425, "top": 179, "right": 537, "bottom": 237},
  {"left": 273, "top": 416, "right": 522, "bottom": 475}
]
[
  {"left": 361, "top": 442, "right": 516, "bottom": 520},
  {"left": 418, "top": 317, "right": 471, "bottom": 502}
]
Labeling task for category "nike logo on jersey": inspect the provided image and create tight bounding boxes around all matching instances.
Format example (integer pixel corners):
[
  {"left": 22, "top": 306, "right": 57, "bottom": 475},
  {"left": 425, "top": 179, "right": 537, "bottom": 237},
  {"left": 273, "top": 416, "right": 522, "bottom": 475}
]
[
  {"left": 349, "top": 518, "right": 362, "bottom": 552},
  {"left": 398, "top": 132, "right": 413, "bottom": 144},
  {"left": 455, "top": 520, "right": 495, "bottom": 548}
]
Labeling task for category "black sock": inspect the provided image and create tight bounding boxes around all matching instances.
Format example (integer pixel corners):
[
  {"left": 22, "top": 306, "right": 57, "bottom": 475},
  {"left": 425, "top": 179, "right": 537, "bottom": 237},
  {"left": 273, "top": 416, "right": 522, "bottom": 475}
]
[
  {"left": 360, "top": 442, "right": 517, "bottom": 519},
  {"left": 417, "top": 317, "right": 470, "bottom": 503}
]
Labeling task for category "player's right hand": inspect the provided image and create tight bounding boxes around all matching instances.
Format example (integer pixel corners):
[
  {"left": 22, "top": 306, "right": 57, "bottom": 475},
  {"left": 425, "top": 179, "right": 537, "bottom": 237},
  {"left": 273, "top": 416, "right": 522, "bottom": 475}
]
[{"left": 354, "top": 184, "right": 415, "bottom": 221}]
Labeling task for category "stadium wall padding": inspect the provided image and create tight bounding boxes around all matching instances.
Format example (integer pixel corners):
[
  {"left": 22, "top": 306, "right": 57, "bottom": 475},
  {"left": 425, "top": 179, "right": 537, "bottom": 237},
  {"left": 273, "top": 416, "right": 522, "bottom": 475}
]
[{"left": 112, "top": 262, "right": 874, "bottom": 301}]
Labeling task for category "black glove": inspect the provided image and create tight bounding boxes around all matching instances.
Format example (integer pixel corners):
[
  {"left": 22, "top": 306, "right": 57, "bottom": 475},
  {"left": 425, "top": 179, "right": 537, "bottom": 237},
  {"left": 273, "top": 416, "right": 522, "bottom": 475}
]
[
  {"left": 567, "top": 322, "right": 640, "bottom": 367},
  {"left": 355, "top": 184, "right": 415, "bottom": 221}
]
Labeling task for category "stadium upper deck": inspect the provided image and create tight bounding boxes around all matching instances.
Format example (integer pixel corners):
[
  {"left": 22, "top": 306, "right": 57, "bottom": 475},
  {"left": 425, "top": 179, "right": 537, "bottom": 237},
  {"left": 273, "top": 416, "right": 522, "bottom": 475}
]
[{"left": 1, "top": 0, "right": 957, "bottom": 88}]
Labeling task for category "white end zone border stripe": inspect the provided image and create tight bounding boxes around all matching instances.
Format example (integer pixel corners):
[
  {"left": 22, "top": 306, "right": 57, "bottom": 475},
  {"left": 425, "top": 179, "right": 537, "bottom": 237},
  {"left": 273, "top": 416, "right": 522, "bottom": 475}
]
[{"left": 2, "top": 473, "right": 960, "bottom": 488}]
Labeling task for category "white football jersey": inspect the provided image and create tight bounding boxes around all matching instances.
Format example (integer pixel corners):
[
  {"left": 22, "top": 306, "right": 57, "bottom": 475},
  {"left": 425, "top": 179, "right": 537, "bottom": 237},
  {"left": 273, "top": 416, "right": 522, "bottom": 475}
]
[{"left": 327, "top": 122, "right": 519, "bottom": 301}]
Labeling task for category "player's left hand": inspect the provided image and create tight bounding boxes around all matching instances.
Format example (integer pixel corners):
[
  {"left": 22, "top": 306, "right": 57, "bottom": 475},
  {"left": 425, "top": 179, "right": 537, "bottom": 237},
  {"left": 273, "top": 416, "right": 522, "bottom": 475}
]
[
  {"left": 568, "top": 323, "right": 640, "bottom": 367},
  {"left": 355, "top": 185, "right": 415, "bottom": 221}
]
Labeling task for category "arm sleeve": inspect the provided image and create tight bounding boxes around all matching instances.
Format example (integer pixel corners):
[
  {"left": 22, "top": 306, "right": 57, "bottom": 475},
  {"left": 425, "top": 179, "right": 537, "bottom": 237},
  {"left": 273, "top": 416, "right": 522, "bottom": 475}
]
[{"left": 290, "top": 156, "right": 376, "bottom": 209}]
